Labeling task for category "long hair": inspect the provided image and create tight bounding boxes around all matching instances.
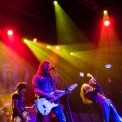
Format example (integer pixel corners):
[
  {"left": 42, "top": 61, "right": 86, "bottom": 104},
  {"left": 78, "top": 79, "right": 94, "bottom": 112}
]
[
  {"left": 37, "top": 61, "right": 49, "bottom": 75},
  {"left": 80, "top": 83, "right": 93, "bottom": 104}
]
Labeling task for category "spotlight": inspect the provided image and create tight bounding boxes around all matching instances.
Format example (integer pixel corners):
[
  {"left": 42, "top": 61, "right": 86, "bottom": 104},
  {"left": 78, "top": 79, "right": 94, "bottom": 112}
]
[
  {"left": 105, "top": 64, "right": 112, "bottom": 69},
  {"left": 7, "top": 30, "right": 13, "bottom": 36},
  {"left": 104, "top": 20, "right": 110, "bottom": 27},
  {"left": 55, "top": 46, "right": 60, "bottom": 50},
  {"left": 103, "top": 10, "right": 108, "bottom": 15},
  {"left": 70, "top": 52, "right": 74, "bottom": 55},
  {"left": 23, "top": 39, "right": 28, "bottom": 43},
  {"left": 33, "top": 38, "right": 37, "bottom": 43},
  {"left": 54, "top": 1, "right": 58, "bottom": 4},
  {"left": 103, "top": 10, "right": 110, "bottom": 27},
  {"left": 46, "top": 45, "right": 51, "bottom": 49}
]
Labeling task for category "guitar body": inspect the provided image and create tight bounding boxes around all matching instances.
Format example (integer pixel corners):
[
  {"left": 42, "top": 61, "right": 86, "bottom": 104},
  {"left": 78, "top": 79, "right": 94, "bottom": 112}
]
[
  {"left": 36, "top": 98, "right": 58, "bottom": 115},
  {"left": 14, "top": 104, "right": 35, "bottom": 122}
]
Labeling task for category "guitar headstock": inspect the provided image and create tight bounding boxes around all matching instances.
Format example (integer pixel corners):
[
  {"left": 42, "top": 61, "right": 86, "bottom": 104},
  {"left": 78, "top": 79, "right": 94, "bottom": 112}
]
[{"left": 69, "top": 83, "right": 78, "bottom": 91}]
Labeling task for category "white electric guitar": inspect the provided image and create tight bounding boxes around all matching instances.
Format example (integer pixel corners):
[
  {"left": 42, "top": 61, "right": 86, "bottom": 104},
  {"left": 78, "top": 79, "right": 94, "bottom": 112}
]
[
  {"left": 35, "top": 83, "right": 78, "bottom": 115},
  {"left": 14, "top": 104, "right": 35, "bottom": 122}
]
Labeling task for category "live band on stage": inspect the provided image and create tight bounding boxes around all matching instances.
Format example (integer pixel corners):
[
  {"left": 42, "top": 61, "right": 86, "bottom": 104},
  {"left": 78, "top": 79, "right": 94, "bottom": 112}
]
[{"left": 0, "top": 59, "right": 122, "bottom": 122}]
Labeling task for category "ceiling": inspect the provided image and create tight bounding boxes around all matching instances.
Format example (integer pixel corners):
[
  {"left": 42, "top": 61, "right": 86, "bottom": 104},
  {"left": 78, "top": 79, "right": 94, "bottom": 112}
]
[{"left": 0, "top": 0, "right": 122, "bottom": 44}]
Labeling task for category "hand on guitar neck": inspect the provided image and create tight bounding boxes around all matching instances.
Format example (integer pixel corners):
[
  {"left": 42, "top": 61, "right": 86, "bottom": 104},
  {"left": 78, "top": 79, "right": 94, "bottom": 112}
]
[
  {"left": 54, "top": 88, "right": 71, "bottom": 95},
  {"left": 49, "top": 88, "right": 72, "bottom": 102}
]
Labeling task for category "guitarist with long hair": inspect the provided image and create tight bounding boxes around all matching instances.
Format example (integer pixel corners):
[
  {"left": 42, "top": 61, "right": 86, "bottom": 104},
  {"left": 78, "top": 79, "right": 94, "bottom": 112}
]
[
  {"left": 11, "top": 82, "right": 27, "bottom": 122},
  {"left": 32, "top": 60, "right": 66, "bottom": 122}
]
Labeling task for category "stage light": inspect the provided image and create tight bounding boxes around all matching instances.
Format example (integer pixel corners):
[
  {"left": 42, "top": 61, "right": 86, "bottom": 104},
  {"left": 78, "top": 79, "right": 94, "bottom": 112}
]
[
  {"left": 103, "top": 10, "right": 107, "bottom": 15},
  {"left": 70, "top": 52, "right": 74, "bottom": 55},
  {"left": 7, "top": 30, "right": 13, "bottom": 36},
  {"left": 54, "top": 1, "right": 58, "bottom": 4},
  {"left": 103, "top": 10, "right": 110, "bottom": 27},
  {"left": 46, "top": 45, "right": 51, "bottom": 49},
  {"left": 33, "top": 38, "right": 37, "bottom": 43},
  {"left": 23, "top": 39, "right": 28, "bottom": 43},
  {"left": 55, "top": 46, "right": 60, "bottom": 50},
  {"left": 105, "top": 64, "right": 112, "bottom": 69},
  {"left": 104, "top": 20, "right": 110, "bottom": 27}
]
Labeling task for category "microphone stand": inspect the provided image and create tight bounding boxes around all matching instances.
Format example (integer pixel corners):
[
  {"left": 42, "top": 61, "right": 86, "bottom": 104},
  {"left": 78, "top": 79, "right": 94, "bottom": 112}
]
[{"left": 52, "top": 68, "right": 74, "bottom": 122}]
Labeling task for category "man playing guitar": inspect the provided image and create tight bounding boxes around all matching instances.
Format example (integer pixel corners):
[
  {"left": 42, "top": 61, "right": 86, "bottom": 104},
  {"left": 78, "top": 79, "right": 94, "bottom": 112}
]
[
  {"left": 32, "top": 60, "right": 66, "bottom": 122},
  {"left": 11, "top": 82, "right": 27, "bottom": 122}
]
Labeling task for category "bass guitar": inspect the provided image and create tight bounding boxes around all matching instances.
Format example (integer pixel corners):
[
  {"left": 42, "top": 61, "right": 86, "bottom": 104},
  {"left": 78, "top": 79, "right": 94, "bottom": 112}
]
[
  {"left": 35, "top": 83, "right": 78, "bottom": 115},
  {"left": 14, "top": 104, "right": 35, "bottom": 122}
]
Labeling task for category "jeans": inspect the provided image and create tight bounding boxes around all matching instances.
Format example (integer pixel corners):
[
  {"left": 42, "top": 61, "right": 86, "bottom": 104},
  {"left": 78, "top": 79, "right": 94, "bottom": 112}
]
[{"left": 98, "top": 99, "right": 122, "bottom": 122}]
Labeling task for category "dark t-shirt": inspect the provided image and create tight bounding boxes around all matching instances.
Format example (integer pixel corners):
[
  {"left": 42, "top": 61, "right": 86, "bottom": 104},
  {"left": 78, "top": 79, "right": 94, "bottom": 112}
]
[
  {"left": 85, "top": 84, "right": 107, "bottom": 104},
  {"left": 11, "top": 91, "right": 25, "bottom": 118},
  {"left": 32, "top": 74, "right": 57, "bottom": 95}
]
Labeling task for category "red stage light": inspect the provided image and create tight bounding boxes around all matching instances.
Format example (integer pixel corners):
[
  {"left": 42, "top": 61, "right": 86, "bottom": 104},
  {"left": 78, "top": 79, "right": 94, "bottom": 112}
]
[
  {"left": 104, "top": 20, "right": 110, "bottom": 27},
  {"left": 7, "top": 30, "right": 13, "bottom": 36}
]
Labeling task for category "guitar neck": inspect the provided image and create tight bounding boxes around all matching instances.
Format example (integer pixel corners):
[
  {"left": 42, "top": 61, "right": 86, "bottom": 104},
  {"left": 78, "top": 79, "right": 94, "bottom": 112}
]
[
  {"left": 53, "top": 92, "right": 66, "bottom": 101},
  {"left": 53, "top": 83, "right": 78, "bottom": 102}
]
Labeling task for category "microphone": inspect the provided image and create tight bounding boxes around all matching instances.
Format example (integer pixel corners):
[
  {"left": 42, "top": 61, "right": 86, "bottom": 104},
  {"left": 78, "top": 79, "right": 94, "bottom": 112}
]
[{"left": 48, "top": 66, "right": 56, "bottom": 71}]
